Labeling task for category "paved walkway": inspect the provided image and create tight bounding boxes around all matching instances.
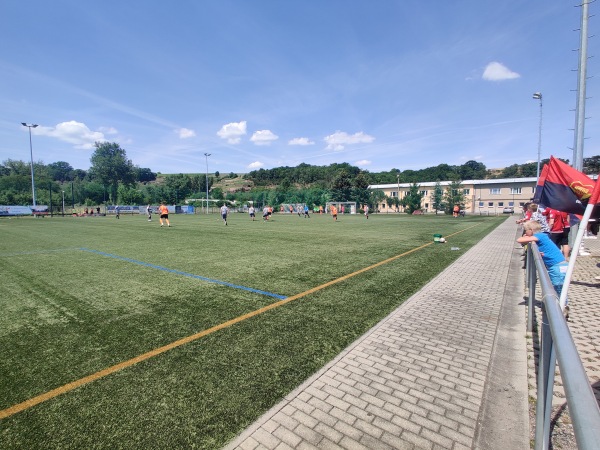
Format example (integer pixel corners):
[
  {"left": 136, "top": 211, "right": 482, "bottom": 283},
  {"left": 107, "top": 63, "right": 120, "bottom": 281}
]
[{"left": 225, "top": 219, "right": 600, "bottom": 450}]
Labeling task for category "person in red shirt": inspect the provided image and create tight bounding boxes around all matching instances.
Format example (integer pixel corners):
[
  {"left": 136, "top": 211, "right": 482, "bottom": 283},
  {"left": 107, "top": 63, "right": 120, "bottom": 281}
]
[{"left": 547, "top": 208, "right": 570, "bottom": 259}]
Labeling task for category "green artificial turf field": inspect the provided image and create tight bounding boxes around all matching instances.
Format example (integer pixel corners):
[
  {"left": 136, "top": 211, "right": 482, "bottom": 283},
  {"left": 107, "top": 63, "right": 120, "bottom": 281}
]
[{"left": 0, "top": 212, "right": 505, "bottom": 449}]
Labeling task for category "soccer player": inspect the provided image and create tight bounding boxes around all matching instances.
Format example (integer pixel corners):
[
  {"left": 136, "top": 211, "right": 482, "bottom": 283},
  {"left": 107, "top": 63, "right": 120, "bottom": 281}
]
[
  {"left": 248, "top": 206, "right": 255, "bottom": 221},
  {"left": 331, "top": 205, "right": 338, "bottom": 221},
  {"left": 158, "top": 203, "right": 170, "bottom": 227},
  {"left": 146, "top": 204, "right": 152, "bottom": 221},
  {"left": 220, "top": 204, "right": 229, "bottom": 226},
  {"left": 364, "top": 205, "right": 369, "bottom": 219}
]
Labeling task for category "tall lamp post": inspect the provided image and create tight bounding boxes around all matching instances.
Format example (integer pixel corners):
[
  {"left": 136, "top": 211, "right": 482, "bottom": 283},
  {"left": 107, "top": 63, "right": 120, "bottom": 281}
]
[
  {"left": 22, "top": 123, "right": 38, "bottom": 210},
  {"left": 532, "top": 93, "right": 543, "bottom": 180},
  {"left": 396, "top": 174, "right": 400, "bottom": 213},
  {"left": 62, "top": 191, "right": 65, "bottom": 217},
  {"left": 204, "top": 153, "right": 211, "bottom": 214}
]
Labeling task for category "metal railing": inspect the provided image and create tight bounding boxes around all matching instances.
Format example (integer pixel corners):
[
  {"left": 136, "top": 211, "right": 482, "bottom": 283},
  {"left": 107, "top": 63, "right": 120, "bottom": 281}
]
[{"left": 526, "top": 243, "right": 600, "bottom": 449}]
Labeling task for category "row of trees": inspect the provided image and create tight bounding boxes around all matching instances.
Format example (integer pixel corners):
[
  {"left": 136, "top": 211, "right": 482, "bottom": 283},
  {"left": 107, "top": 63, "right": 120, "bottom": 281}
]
[
  {"left": 2, "top": 141, "right": 598, "bottom": 214},
  {"left": 245, "top": 160, "right": 489, "bottom": 187},
  {"left": 0, "top": 142, "right": 211, "bottom": 207}
]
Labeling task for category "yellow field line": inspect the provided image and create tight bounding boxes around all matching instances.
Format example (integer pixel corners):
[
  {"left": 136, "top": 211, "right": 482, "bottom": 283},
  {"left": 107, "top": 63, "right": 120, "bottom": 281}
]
[{"left": 0, "top": 224, "right": 478, "bottom": 420}]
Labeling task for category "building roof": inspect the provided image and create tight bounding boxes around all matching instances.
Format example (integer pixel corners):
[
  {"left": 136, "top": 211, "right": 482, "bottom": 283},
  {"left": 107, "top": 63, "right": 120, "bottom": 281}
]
[{"left": 368, "top": 177, "right": 538, "bottom": 190}]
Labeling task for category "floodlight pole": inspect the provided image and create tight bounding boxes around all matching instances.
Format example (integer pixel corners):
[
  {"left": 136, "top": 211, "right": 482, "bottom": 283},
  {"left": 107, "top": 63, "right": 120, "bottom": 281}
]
[
  {"left": 572, "top": 0, "right": 589, "bottom": 171},
  {"left": 62, "top": 191, "right": 65, "bottom": 217},
  {"left": 532, "top": 93, "right": 542, "bottom": 181},
  {"left": 204, "top": 153, "right": 211, "bottom": 214},
  {"left": 397, "top": 174, "right": 400, "bottom": 213},
  {"left": 22, "top": 123, "right": 39, "bottom": 210}
]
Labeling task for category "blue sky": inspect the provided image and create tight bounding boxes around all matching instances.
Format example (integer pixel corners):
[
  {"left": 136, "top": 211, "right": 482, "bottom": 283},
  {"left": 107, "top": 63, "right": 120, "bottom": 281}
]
[{"left": 1, "top": 1, "right": 597, "bottom": 175}]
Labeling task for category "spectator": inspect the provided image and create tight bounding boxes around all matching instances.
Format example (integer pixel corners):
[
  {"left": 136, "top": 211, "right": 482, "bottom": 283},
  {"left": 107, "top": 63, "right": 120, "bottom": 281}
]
[
  {"left": 547, "top": 208, "right": 570, "bottom": 259},
  {"left": 518, "top": 220, "right": 569, "bottom": 318}
]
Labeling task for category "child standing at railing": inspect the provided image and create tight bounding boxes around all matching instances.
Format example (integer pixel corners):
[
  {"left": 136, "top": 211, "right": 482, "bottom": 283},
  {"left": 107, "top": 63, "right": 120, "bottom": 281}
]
[{"left": 518, "top": 220, "right": 570, "bottom": 318}]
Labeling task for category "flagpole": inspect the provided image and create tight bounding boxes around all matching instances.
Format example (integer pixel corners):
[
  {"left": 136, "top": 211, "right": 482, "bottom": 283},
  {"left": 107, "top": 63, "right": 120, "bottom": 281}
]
[{"left": 559, "top": 178, "right": 600, "bottom": 309}]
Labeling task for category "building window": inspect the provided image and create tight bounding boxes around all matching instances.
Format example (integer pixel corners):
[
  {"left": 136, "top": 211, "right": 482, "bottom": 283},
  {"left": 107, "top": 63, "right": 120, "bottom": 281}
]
[
  {"left": 489, "top": 188, "right": 501, "bottom": 195},
  {"left": 391, "top": 191, "right": 397, "bottom": 198},
  {"left": 479, "top": 201, "right": 484, "bottom": 208},
  {"left": 488, "top": 202, "right": 494, "bottom": 207},
  {"left": 510, "top": 187, "right": 522, "bottom": 194},
  {"left": 509, "top": 201, "right": 514, "bottom": 207},
  {"left": 498, "top": 202, "right": 504, "bottom": 207},
  {"left": 419, "top": 190, "right": 428, "bottom": 196},
  {"left": 463, "top": 188, "right": 470, "bottom": 195}
]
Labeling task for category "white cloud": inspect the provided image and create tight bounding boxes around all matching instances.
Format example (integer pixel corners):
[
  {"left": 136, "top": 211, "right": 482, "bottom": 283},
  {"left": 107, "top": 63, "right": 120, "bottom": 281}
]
[
  {"left": 482, "top": 62, "right": 520, "bottom": 81},
  {"left": 177, "top": 128, "right": 196, "bottom": 139},
  {"left": 250, "top": 130, "right": 279, "bottom": 146},
  {"left": 324, "top": 131, "right": 375, "bottom": 151},
  {"left": 288, "top": 137, "right": 315, "bottom": 146},
  {"left": 217, "top": 121, "right": 247, "bottom": 144},
  {"left": 355, "top": 159, "right": 371, "bottom": 167},
  {"left": 99, "top": 126, "right": 118, "bottom": 135},
  {"left": 35, "top": 121, "right": 106, "bottom": 149},
  {"left": 248, "top": 161, "right": 264, "bottom": 169}
]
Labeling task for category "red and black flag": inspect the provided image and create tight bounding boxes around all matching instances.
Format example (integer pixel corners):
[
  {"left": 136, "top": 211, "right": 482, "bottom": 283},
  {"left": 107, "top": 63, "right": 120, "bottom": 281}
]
[{"left": 533, "top": 156, "right": 598, "bottom": 216}]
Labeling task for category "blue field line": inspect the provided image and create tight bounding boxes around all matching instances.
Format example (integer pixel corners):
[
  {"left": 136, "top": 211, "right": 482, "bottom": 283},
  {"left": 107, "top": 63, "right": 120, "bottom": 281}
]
[{"left": 79, "top": 248, "right": 287, "bottom": 300}]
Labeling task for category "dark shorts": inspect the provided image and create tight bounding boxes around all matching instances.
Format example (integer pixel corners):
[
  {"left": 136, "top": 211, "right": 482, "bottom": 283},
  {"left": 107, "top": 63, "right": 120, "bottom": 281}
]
[
  {"left": 160, "top": 214, "right": 168, "bottom": 219},
  {"left": 250, "top": 213, "right": 255, "bottom": 217},
  {"left": 550, "top": 231, "right": 569, "bottom": 247},
  {"left": 222, "top": 213, "right": 227, "bottom": 219}
]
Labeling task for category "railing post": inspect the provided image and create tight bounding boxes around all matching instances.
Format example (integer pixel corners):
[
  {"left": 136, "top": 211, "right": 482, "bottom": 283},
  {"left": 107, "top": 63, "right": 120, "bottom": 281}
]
[{"left": 527, "top": 245, "right": 535, "bottom": 332}]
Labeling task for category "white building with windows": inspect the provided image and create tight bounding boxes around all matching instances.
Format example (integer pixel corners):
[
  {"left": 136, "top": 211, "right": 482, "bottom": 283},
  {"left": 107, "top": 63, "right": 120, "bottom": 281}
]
[{"left": 368, "top": 177, "right": 538, "bottom": 214}]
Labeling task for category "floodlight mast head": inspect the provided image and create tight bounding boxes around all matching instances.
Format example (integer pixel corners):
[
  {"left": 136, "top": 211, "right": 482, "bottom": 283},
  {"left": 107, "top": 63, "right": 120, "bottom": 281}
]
[{"left": 533, "top": 92, "right": 542, "bottom": 100}]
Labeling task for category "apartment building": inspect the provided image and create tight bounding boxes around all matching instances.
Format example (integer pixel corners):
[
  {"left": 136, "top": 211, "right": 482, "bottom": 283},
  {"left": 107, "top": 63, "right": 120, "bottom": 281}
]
[{"left": 368, "top": 177, "right": 538, "bottom": 214}]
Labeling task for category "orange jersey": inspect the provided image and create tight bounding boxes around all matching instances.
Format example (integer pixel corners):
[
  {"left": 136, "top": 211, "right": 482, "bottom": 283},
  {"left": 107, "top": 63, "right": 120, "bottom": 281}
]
[{"left": 159, "top": 205, "right": 168, "bottom": 215}]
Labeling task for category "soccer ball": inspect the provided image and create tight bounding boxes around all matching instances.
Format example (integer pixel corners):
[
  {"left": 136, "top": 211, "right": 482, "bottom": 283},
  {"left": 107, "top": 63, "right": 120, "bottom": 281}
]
[{"left": 439, "top": 238, "right": 446, "bottom": 243}]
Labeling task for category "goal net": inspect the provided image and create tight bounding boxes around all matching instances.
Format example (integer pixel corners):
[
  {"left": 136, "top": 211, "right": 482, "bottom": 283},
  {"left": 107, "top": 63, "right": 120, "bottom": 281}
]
[
  {"left": 281, "top": 203, "right": 306, "bottom": 214},
  {"left": 326, "top": 202, "right": 357, "bottom": 214}
]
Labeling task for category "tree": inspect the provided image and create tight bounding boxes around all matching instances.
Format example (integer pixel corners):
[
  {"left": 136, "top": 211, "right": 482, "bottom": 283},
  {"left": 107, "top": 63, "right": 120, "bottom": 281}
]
[
  {"left": 89, "top": 142, "right": 135, "bottom": 203},
  {"left": 459, "top": 160, "right": 487, "bottom": 180},
  {"left": 385, "top": 196, "right": 394, "bottom": 213},
  {"left": 443, "top": 180, "right": 466, "bottom": 214},
  {"left": 369, "top": 189, "right": 386, "bottom": 212},
  {"left": 352, "top": 172, "right": 371, "bottom": 207},
  {"left": 583, "top": 155, "right": 600, "bottom": 175},
  {"left": 330, "top": 170, "right": 353, "bottom": 201},
  {"left": 48, "top": 161, "right": 74, "bottom": 182},
  {"left": 431, "top": 182, "right": 445, "bottom": 214},
  {"left": 135, "top": 167, "right": 157, "bottom": 183},
  {"left": 520, "top": 162, "right": 538, "bottom": 178},
  {"left": 499, "top": 164, "right": 519, "bottom": 178},
  {"left": 403, "top": 183, "right": 423, "bottom": 214}
]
